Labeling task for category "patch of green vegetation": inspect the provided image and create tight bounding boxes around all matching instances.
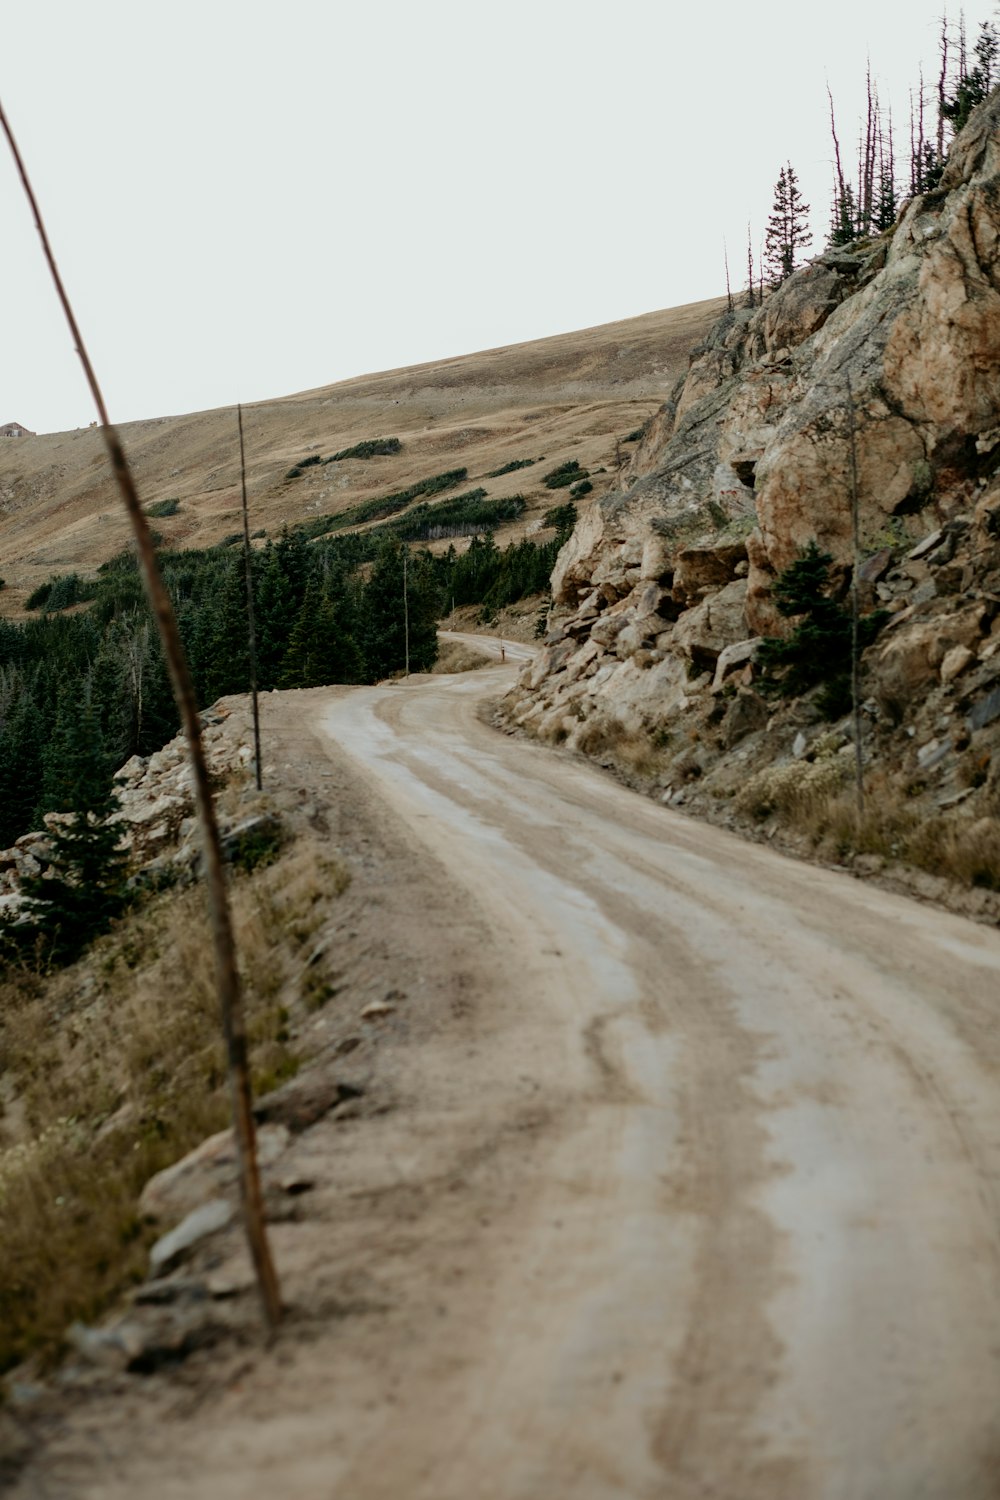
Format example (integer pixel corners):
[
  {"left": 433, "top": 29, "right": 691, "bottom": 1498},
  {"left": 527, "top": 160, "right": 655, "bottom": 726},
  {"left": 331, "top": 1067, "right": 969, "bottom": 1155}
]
[
  {"left": 381, "top": 491, "right": 525, "bottom": 542},
  {"left": 144, "top": 497, "right": 180, "bottom": 518},
  {"left": 569, "top": 479, "right": 592, "bottom": 498},
  {"left": 25, "top": 574, "right": 98, "bottom": 613},
  {"left": 542, "top": 501, "right": 578, "bottom": 543},
  {"left": 624, "top": 427, "right": 645, "bottom": 443},
  {"left": 757, "top": 541, "right": 887, "bottom": 719},
  {"left": 325, "top": 437, "right": 402, "bottom": 462},
  {"left": 300, "top": 467, "right": 470, "bottom": 539},
  {"left": 486, "top": 457, "right": 536, "bottom": 478},
  {"left": 543, "top": 460, "right": 589, "bottom": 490},
  {"left": 286, "top": 440, "right": 403, "bottom": 479}
]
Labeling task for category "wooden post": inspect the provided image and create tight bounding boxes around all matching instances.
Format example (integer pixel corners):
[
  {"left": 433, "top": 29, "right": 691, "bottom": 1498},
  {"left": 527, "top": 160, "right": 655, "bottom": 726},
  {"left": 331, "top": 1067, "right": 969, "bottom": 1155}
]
[
  {"left": 846, "top": 374, "right": 865, "bottom": 823},
  {"left": 237, "top": 405, "right": 263, "bottom": 792},
  {"left": 403, "top": 547, "right": 410, "bottom": 676}
]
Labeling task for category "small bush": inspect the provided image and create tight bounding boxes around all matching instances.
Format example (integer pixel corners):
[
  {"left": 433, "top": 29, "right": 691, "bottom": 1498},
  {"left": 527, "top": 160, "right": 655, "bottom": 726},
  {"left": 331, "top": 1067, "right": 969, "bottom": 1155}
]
[
  {"left": 543, "top": 460, "right": 588, "bottom": 490},
  {"left": 569, "top": 479, "right": 593, "bottom": 499},
  {"left": 757, "top": 541, "right": 886, "bottom": 719},
  {"left": 325, "top": 437, "right": 401, "bottom": 463},
  {"left": 734, "top": 752, "right": 848, "bottom": 821},
  {"left": 25, "top": 581, "right": 52, "bottom": 610},
  {"left": 145, "top": 497, "right": 180, "bottom": 518},
  {"left": 486, "top": 457, "right": 536, "bottom": 478},
  {"left": 542, "top": 501, "right": 578, "bottom": 544},
  {"left": 305, "top": 468, "right": 471, "bottom": 538},
  {"left": 385, "top": 491, "right": 525, "bottom": 542}
]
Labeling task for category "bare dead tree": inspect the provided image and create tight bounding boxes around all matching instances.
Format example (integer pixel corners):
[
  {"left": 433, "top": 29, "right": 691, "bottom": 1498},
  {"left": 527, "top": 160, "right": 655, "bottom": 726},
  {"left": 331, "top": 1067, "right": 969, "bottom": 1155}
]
[
  {"left": 0, "top": 101, "right": 282, "bottom": 1332},
  {"left": 237, "top": 405, "right": 263, "bottom": 793},
  {"left": 937, "top": 15, "right": 950, "bottom": 163},
  {"left": 745, "top": 224, "right": 756, "bottom": 309},
  {"left": 828, "top": 85, "right": 849, "bottom": 226},
  {"left": 724, "top": 238, "right": 734, "bottom": 313}
]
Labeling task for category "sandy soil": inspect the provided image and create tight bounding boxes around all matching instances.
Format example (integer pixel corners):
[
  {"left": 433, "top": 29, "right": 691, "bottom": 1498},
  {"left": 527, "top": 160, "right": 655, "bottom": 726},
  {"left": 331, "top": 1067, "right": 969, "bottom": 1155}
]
[{"left": 9, "top": 645, "right": 1000, "bottom": 1498}]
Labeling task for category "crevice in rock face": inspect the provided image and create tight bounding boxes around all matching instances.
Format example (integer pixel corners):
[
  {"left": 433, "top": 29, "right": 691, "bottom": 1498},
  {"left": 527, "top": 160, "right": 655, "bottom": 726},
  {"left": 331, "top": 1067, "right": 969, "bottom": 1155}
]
[{"left": 732, "top": 459, "right": 757, "bottom": 488}]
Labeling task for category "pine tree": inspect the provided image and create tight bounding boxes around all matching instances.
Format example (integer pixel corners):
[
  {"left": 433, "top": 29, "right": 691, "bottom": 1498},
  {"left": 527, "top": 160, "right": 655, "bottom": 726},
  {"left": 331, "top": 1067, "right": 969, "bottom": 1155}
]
[
  {"left": 361, "top": 540, "right": 439, "bottom": 679},
  {"left": 17, "top": 698, "right": 129, "bottom": 963},
  {"left": 757, "top": 542, "right": 885, "bottom": 718},
  {"left": 0, "top": 694, "right": 44, "bottom": 847},
  {"left": 764, "top": 163, "right": 812, "bottom": 287},
  {"left": 942, "top": 18, "right": 999, "bottom": 133},
  {"left": 279, "top": 578, "right": 363, "bottom": 688}
]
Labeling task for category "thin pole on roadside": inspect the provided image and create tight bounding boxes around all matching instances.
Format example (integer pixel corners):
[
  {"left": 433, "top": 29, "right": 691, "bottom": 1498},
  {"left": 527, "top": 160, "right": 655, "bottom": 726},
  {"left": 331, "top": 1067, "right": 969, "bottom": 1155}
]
[
  {"left": 237, "top": 405, "right": 263, "bottom": 792},
  {"left": 403, "top": 547, "right": 410, "bottom": 676},
  {"left": 846, "top": 373, "right": 865, "bottom": 821}
]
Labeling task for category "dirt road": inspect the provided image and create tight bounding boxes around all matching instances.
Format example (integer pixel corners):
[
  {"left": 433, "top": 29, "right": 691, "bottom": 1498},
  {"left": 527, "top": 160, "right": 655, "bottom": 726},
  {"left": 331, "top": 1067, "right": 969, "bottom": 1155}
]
[{"left": 14, "top": 648, "right": 1000, "bottom": 1498}]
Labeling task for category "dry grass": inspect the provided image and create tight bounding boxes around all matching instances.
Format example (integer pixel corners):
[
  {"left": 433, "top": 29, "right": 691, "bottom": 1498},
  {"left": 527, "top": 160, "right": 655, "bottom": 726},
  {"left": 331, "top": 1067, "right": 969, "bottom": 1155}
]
[
  {"left": 735, "top": 753, "right": 1000, "bottom": 891},
  {"left": 432, "top": 640, "right": 493, "bottom": 674},
  {"left": 0, "top": 298, "right": 725, "bottom": 610},
  {"left": 0, "top": 835, "right": 348, "bottom": 1375}
]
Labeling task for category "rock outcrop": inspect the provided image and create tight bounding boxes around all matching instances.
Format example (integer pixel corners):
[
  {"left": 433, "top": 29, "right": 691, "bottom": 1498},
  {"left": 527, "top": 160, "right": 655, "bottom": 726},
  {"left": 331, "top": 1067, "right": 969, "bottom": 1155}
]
[
  {"left": 502, "top": 89, "right": 1000, "bottom": 884},
  {"left": 0, "top": 705, "right": 260, "bottom": 916}
]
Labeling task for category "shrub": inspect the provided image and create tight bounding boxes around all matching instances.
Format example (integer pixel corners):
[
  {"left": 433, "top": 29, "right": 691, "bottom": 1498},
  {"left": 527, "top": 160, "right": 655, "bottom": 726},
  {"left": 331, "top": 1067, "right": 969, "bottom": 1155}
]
[
  {"left": 757, "top": 541, "right": 886, "bottom": 718},
  {"left": 543, "top": 460, "right": 588, "bottom": 490},
  {"left": 734, "top": 753, "right": 848, "bottom": 821},
  {"left": 542, "top": 501, "right": 578, "bottom": 544},
  {"left": 25, "top": 581, "right": 53, "bottom": 610},
  {"left": 26, "top": 574, "right": 97, "bottom": 613},
  {"left": 569, "top": 479, "right": 592, "bottom": 499},
  {"left": 386, "top": 491, "right": 525, "bottom": 542},
  {"left": 145, "top": 497, "right": 180, "bottom": 518},
  {"left": 325, "top": 437, "right": 401, "bottom": 462},
  {"left": 305, "top": 468, "right": 470, "bottom": 537},
  {"left": 486, "top": 457, "right": 536, "bottom": 478}
]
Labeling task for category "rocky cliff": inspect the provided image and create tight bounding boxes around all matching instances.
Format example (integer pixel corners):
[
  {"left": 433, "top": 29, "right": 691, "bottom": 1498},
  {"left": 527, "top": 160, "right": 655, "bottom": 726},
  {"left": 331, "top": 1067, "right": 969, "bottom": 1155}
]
[{"left": 502, "top": 90, "right": 1000, "bottom": 900}]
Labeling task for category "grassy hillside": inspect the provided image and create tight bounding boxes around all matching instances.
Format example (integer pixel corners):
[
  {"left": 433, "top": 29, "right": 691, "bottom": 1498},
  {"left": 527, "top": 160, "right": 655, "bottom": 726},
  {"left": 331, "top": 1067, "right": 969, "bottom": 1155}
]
[{"left": 0, "top": 298, "right": 724, "bottom": 611}]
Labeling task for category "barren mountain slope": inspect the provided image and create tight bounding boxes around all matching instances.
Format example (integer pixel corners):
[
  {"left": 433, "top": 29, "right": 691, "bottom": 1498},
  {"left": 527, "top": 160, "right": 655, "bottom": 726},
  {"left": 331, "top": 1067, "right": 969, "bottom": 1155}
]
[{"left": 0, "top": 298, "right": 723, "bottom": 608}]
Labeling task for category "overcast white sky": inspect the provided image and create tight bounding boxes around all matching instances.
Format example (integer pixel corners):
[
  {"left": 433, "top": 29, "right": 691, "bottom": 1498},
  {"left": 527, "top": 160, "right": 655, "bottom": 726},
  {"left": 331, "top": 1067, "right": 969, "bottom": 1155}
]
[{"left": 0, "top": 1, "right": 972, "bottom": 434}]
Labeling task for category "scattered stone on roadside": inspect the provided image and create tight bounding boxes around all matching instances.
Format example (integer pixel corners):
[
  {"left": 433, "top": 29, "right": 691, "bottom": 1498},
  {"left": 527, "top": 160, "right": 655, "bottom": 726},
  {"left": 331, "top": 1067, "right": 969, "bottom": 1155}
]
[
  {"left": 254, "top": 1074, "right": 364, "bottom": 1133},
  {"left": 140, "top": 1123, "right": 290, "bottom": 1223},
  {"left": 909, "top": 529, "right": 944, "bottom": 561},
  {"left": 360, "top": 1000, "right": 396, "bottom": 1020},
  {"left": 149, "top": 1199, "right": 234, "bottom": 1276},
  {"left": 941, "top": 644, "right": 975, "bottom": 683}
]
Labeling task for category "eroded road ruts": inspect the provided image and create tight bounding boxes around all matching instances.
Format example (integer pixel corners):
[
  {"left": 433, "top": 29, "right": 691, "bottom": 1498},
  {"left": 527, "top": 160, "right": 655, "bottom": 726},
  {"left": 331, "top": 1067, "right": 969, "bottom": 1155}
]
[
  {"left": 14, "top": 646, "right": 1000, "bottom": 1499},
  {"left": 315, "top": 644, "right": 1000, "bottom": 1500}
]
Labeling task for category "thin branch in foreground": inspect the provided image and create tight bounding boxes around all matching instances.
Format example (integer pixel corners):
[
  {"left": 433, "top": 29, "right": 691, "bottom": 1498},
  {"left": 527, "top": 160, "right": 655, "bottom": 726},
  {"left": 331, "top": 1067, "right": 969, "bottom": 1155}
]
[{"left": 0, "top": 100, "right": 282, "bottom": 1331}]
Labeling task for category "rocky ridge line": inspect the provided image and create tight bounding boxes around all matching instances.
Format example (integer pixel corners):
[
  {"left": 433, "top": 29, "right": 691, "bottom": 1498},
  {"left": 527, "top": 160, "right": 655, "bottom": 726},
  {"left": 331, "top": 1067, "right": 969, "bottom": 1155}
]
[{"left": 501, "top": 89, "right": 1000, "bottom": 899}]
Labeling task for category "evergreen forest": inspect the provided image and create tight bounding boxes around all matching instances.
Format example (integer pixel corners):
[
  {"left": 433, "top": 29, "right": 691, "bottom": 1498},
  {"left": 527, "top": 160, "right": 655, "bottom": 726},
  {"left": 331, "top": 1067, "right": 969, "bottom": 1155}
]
[{"left": 0, "top": 510, "right": 575, "bottom": 851}]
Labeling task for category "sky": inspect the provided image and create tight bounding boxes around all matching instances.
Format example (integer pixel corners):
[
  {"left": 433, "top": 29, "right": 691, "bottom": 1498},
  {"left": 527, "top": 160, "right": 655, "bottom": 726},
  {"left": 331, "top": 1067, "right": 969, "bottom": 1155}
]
[{"left": 0, "top": 0, "right": 971, "bottom": 434}]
